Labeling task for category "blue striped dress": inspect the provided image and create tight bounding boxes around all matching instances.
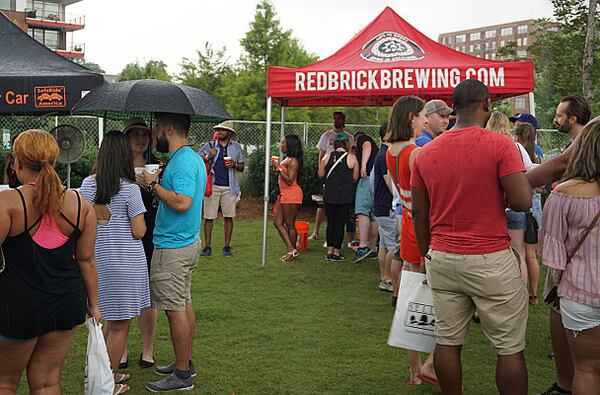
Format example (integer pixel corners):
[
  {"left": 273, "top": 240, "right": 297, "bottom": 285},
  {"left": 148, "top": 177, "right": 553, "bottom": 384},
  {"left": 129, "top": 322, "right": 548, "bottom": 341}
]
[{"left": 80, "top": 176, "right": 150, "bottom": 320}]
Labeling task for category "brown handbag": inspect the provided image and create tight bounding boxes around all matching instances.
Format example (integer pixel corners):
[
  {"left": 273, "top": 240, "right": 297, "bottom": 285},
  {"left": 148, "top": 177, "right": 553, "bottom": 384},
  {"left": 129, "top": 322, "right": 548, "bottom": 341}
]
[{"left": 544, "top": 208, "right": 600, "bottom": 306}]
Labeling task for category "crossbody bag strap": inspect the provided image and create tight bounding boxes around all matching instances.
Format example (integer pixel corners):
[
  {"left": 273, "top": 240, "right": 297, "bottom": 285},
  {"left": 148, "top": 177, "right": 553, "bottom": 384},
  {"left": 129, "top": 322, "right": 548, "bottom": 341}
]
[
  {"left": 566, "top": 208, "right": 600, "bottom": 264},
  {"left": 326, "top": 152, "right": 348, "bottom": 179}
]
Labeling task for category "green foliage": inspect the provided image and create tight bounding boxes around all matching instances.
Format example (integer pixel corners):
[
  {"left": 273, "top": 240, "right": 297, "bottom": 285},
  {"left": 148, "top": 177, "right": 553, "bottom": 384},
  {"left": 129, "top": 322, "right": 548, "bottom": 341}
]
[
  {"left": 245, "top": 145, "right": 321, "bottom": 204},
  {"left": 72, "top": 58, "right": 105, "bottom": 73},
  {"left": 179, "top": 43, "right": 232, "bottom": 101},
  {"left": 118, "top": 60, "right": 172, "bottom": 82},
  {"left": 529, "top": 1, "right": 600, "bottom": 128},
  {"left": 497, "top": 41, "right": 519, "bottom": 60}
]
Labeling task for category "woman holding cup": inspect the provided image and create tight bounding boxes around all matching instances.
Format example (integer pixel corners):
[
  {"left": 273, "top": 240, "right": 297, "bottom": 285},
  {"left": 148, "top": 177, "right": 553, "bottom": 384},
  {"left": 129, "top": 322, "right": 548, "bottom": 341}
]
[
  {"left": 121, "top": 118, "right": 161, "bottom": 370},
  {"left": 272, "top": 135, "right": 304, "bottom": 262}
]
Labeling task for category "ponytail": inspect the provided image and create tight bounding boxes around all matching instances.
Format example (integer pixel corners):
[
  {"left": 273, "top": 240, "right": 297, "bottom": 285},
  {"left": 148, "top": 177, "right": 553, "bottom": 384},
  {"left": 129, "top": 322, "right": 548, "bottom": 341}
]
[{"left": 34, "top": 161, "right": 64, "bottom": 218}]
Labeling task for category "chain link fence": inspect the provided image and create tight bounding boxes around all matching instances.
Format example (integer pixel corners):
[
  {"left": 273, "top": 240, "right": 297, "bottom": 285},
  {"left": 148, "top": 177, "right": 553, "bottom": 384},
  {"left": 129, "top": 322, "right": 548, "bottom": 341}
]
[{"left": 1, "top": 115, "right": 572, "bottom": 187}]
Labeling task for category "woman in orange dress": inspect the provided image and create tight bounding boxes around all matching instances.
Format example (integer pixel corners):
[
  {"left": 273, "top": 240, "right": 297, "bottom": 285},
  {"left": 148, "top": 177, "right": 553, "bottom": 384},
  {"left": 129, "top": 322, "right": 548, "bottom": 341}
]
[
  {"left": 385, "top": 95, "right": 437, "bottom": 386},
  {"left": 272, "top": 135, "right": 304, "bottom": 262}
]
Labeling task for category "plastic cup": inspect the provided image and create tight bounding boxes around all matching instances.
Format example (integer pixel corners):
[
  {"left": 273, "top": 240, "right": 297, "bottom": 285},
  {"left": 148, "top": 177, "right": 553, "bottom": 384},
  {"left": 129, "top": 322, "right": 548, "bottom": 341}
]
[
  {"left": 145, "top": 164, "right": 160, "bottom": 174},
  {"left": 134, "top": 167, "right": 145, "bottom": 175},
  {"left": 224, "top": 156, "right": 233, "bottom": 166},
  {"left": 271, "top": 155, "right": 279, "bottom": 166}
]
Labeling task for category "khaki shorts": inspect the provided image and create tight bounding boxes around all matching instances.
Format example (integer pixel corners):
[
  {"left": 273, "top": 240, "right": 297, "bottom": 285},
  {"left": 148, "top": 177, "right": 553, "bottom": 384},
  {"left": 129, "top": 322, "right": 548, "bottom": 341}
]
[
  {"left": 425, "top": 248, "right": 528, "bottom": 355},
  {"left": 150, "top": 238, "right": 200, "bottom": 311},
  {"left": 204, "top": 185, "right": 237, "bottom": 219}
]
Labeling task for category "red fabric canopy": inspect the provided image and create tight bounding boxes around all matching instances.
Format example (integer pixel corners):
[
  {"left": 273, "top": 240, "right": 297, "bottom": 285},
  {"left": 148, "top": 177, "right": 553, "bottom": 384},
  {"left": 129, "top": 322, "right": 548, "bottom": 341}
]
[{"left": 267, "top": 7, "right": 534, "bottom": 107}]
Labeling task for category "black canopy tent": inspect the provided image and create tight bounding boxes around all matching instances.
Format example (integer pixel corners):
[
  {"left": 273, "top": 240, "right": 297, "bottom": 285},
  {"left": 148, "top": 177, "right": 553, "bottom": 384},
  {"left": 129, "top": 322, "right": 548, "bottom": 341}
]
[{"left": 0, "top": 12, "right": 103, "bottom": 115}]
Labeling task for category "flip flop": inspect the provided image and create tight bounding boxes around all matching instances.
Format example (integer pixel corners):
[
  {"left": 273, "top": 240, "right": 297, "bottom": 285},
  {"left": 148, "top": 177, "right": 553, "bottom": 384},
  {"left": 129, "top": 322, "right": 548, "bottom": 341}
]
[
  {"left": 113, "top": 383, "right": 130, "bottom": 395},
  {"left": 417, "top": 372, "right": 439, "bottom": 385},
  {"left": 115, "top": 373, "right": 130, "bottom": 384}
]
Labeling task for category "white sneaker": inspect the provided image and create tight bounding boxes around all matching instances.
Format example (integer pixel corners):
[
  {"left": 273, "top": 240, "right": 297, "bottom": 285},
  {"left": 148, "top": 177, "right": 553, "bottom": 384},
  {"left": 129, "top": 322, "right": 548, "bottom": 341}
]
[
  {"left": 322, "top": 241, "right": 327, "bottom": 248},
  {"left": 309, "top": 232, "right": 319, "bottom": 241}
]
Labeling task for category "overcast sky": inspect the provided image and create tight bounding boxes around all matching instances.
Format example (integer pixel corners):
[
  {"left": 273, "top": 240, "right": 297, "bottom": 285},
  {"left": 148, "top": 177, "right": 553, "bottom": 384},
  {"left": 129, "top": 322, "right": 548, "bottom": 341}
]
[{"left": 68, "top": 0, "right": 555, "bottom": 76}]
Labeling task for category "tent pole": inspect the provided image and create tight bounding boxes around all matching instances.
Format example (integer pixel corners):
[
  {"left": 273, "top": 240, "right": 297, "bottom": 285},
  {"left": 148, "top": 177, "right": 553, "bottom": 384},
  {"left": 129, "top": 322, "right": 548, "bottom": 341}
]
[
  {"left": 528, "top": 92, "right": 536, "bottom": 117},
  {"left": 261, "top": 97, "right": 273, "bottom": 267},
  {"left": 98, "top": 117, "right": 104, "bottom": 147},
  {"left": 280, "top": 105, "right": 286, "bottom": 156}
]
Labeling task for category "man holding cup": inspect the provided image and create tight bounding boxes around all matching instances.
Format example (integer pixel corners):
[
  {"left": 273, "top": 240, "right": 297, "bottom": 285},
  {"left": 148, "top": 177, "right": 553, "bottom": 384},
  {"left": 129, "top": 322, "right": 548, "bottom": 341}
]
[{"left": 199, "top": 121, "right": 245, "bottom": 257}]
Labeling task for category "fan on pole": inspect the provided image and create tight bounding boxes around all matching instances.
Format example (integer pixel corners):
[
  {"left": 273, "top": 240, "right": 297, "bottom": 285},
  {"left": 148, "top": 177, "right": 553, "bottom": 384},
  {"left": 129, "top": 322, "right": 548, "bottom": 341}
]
[{"left": 50, "top": 125, "right": 86, "bottom": 188}]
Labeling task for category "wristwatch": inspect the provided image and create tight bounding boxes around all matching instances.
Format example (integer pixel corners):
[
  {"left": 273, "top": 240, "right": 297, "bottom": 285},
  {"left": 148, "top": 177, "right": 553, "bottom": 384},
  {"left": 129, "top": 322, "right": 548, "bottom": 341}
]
[{"left": 146, "top": 180, "right": 158, "bottom": 193}]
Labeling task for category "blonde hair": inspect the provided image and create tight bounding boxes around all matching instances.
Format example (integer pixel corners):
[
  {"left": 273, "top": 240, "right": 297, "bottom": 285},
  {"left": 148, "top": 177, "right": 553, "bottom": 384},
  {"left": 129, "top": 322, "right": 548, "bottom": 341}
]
[
  {"left": 563, "top": 118, "right": 600, "bottom": 184},
  {"left": 13, "top": 129, "right": 63, "bottom": 217},
  {"left": 486, "top": 111, "right": 513, "bottom": 137}
]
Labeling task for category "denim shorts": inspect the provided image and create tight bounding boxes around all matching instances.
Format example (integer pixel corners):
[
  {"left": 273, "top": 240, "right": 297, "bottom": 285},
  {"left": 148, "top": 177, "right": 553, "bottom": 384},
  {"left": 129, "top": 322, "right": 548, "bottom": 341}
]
[
  {"left": 355, "top": 173, "right": 374, "bottom": 218},
  {"left": 506, "top": 209, "right": 526, "bottom": 230},
  {"left": 560, "top": 298, "right": 600, "bottom": 333},
  {"left": 375, "top": 211, "right": 399, "bottom": 251}
]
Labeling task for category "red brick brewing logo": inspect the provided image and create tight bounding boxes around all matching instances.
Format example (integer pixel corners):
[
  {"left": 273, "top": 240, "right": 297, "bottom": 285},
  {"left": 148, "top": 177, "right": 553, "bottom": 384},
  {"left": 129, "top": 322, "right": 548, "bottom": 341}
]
[
  {"left": 361, "top": 31, "right": 425, "bottom": 62},
  {"left": 34, "top": 86, "right": 66, "bottom": 108}
]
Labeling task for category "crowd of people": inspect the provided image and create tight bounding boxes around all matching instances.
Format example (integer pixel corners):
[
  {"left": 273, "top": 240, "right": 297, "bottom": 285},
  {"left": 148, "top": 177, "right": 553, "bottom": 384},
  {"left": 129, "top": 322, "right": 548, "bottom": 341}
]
[{"left": 0, "top": 78, "right": 598, "bottom": 394}]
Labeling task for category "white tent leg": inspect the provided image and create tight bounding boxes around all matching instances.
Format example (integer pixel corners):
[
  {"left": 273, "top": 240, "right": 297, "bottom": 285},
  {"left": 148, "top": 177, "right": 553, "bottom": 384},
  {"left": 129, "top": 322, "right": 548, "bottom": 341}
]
[
  {"left": 261, "top": 97, "right": 273, "bottom": 267},
  {"left": 280, "top": 106, "right": 286, "bottom": 156},
  {"left": 528, "top": 92, "right": 536, "bottom": 116}
]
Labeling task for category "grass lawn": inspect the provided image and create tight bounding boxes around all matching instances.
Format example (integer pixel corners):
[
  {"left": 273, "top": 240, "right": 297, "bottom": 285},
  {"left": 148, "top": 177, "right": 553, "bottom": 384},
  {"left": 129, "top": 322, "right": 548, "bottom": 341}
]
[{"left": 25, "top": 219, "right": 556, "bottom": 394}]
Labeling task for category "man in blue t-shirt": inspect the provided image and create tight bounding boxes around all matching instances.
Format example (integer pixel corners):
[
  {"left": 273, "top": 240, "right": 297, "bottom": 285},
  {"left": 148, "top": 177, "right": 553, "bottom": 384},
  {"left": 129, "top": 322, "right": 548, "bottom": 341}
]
[
  {"left": 415, "top": 100, "right": 452, "bottom": 147},
  {"left": 142, "top": 112, "right": 206, "bottom": 392}
]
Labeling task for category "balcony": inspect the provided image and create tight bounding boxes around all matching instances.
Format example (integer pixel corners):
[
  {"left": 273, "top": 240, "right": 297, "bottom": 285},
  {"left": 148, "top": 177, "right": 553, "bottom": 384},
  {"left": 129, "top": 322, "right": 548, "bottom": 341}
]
[
  {"left": 55, "top": 43, "right": 85, "bottom": 59},
  {"left": 25, "top": 8, "right": 85, "bottom": 31}
]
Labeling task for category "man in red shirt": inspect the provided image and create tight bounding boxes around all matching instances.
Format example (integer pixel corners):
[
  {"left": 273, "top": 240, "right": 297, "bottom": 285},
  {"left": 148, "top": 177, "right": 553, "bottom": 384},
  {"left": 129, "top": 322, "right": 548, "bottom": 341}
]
[{"left": 411, "top": 79, "right": 532, "bottom": 395}]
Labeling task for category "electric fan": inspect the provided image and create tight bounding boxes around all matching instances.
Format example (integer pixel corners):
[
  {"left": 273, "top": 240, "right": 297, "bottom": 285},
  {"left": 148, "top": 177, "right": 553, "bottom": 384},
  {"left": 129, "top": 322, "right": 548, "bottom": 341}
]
[{"left": 50, "top": 125, "right": 86, "bottom": 188}]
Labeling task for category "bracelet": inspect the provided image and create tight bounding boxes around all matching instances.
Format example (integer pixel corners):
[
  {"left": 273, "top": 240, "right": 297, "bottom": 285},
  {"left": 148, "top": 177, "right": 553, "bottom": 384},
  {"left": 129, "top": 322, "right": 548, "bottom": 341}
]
[{"left": 146, "top": 180, "right": 158, "bottom": 193}]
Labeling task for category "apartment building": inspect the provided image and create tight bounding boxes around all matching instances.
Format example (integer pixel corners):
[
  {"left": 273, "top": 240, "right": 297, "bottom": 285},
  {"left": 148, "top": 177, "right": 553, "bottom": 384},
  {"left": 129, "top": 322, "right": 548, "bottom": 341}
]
[
  {"left": 0, "top": 0, "right": 85, "bottom": 59},
  {"left": 438, "top": 19, "right": 560, "bottom": 114}
]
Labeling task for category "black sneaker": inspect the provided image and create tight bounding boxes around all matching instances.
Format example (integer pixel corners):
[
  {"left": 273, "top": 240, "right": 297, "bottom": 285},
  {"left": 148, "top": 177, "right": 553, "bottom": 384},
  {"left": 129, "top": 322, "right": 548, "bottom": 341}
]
[
  {"left": 146, "top": 372, "right": 194, "bottom": 392},
  {"left": 541, "top": 382, "right": 571, "bottom": 395},
  {"left": 154, "top": 361, "right": 197, "bottom": 378}
]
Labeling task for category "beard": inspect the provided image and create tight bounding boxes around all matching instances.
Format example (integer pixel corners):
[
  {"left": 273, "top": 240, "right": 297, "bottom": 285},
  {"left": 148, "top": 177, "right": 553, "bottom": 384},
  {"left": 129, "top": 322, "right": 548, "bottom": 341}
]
[
  {"left": 556, "top": 121, "right": 570, "bottom": 134},
  {"left": 156, "top": 135, "right": 169, "bottom": 153}
]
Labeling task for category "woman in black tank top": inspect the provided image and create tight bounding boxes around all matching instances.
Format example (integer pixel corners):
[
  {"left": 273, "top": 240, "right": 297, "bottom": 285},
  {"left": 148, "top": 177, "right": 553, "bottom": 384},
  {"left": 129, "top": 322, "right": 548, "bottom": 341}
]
[
  {"left": 0, "top": 130, "right": 99, "bottom": 394},
  {"left": 318, "top": 133, "right": 359, "bottom": 261}
]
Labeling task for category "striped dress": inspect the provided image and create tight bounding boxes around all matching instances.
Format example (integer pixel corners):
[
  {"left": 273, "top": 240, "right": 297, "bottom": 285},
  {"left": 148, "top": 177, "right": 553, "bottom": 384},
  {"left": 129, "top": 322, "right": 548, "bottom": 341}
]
[{"left": 80, "top": 176, "right": 150, "bottom": 320}]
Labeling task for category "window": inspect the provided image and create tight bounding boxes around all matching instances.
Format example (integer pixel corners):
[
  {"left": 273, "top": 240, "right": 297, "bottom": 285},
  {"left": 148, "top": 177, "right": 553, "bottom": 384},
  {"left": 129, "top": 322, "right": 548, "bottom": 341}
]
[
  {"left": 517, "top": 25, "right": 528, "bottom": 34},
  {"left": 522, "top": 37, "right": 528, "bottom": 46},
  {"left": 484, "top": 42, "right": 489, "bottom": 50},
  {"left": 517, "top": 38, "right": 522, "bottom": 46},
  {"left": 484, "top": 53, "right": 489, "bottom": 59},
  {"left": 517, "top": 49, "right": 528, "bottom": 57},
  {"left": 456, "top": 34, "right": 466, "bottom": 43},
  {"left": 447, "top": 36, "right": 453, "bottom": 44},
  {"left": 491, "top": 41, "right": 496, "bottom": 50},
  {"left": 500, "top": 27, "right": 513, "bottom": 36},
  {"left": 515, "top": 97, "right": 526, "bottom": 108},
  {"left": 469, "top": 32, "right": 481, "bottom": 41},
  {"left": 469, "top": 44, "right": 474, "bottom": 52},
  {"left": 44, "top": 30, "right": 58, "bottom": 49},
  {"left": 474, "top": 43, "right": 481, "bottom": 51},
  {"left": 462, "top": 45, "right": 466, "bottom": 52},
  {"left": 500, "top": 40, "right": 505, "bottom": 47},
  {"left": 455, "top": 47, "right": 460, "bottom": 51},
  {"left": 548, "top": 26, "right": 559, "bottom": 32},
  {"left": 491, "top": 52, "right": 497, "bottom": 59},
  {"left": 485, "top": 30, "right": 497, "bottom": 39},
  {"left": 0, "top": 0, "right": 13, "bottom": 10}
]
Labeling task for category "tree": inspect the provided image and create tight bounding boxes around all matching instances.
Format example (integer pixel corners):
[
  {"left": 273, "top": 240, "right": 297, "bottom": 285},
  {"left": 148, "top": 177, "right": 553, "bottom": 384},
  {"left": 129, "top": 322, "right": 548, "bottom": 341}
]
[
  {"left": 73, "top": 58, "right": 105, "bottom": 73},
  {"left": 118, "top": 60, "right": 172, "bottom": 81},
  {"left": 179, "top": 42, "right": 232, "bottom": 98},
  {"left": 497, "top": 41, "right": 519, "bottom": 60},
  {"left": 583, "top": 0, "right": 598, "bottom": 100},
  {"left": 529, "top": 0, "right": 600, "bottom": 127}
]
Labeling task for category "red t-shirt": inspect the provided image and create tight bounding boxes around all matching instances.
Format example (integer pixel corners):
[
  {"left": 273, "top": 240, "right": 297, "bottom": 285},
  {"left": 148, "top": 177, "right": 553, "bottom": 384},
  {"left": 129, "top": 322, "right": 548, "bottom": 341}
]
[{"left": 411, "top": 126, "right": 525, "bottom": 255}]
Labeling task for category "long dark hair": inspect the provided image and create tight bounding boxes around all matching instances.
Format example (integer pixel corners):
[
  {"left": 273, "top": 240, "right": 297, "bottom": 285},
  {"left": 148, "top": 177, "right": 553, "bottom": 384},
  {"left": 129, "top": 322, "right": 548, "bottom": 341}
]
[
  {"left": 514, "top": 123, "right": 539, "bottom": 163},
  {"left": 284, "top": 135, "right": 303, "bottom": 182},
  {"left": 93, "top": 130, "right": 135, "bottom": 204},
  {"left": 386, "top": 95, "right": 425, "bottom": 142}
]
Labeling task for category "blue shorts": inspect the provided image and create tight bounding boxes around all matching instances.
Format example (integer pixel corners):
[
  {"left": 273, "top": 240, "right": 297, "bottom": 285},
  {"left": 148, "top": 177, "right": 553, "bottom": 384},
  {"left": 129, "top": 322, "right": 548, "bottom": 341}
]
[
  {"left": 355, "top": 173, "right": 374, "bottom": 219},
  {"left": 506, "top": 209, "right": 526, "bottom": 230}
]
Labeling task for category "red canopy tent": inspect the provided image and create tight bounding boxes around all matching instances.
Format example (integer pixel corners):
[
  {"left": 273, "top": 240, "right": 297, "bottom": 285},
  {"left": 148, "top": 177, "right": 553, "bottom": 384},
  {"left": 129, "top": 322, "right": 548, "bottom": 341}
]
[{"left": 260, "top": 7, "right": 535, "bottom": 265}]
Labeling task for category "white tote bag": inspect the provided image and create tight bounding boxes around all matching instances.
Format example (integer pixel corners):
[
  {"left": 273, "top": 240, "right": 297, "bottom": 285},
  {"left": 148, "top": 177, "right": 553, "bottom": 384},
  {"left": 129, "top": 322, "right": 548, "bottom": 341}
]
[
  {"left": 387, "top": 271, "right": 437, "bottom": 353},
  {"left": 84, "top": 318, "right": 114, "bottom": 395}
]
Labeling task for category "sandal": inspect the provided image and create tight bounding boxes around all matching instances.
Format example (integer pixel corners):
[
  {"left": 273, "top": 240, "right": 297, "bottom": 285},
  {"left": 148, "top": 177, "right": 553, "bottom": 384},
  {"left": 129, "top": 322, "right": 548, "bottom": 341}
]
[
  {"left": 281, "top": 251, "right": 298, "bottom": 262},
  {"left": 139, "top": 353, "right": 155, "bottom": 368},
  {"left": 118, "top": 356, "right": 128, "bottom": 370},
  {"left": 529, "top": 295, "right": 539, "bottom": 305},
  {"left": 113, "top": 383, "right": 130, "bottom": 395},
  {"left": 115, "top": 373, "right": 130, "bottom": 384}
]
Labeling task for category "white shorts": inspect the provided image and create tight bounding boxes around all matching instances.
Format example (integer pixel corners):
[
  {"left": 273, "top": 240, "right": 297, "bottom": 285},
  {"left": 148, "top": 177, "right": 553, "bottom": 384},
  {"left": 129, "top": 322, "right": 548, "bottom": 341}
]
[{"left": 560, "top": 298, "right": 600, "bottom": 333}]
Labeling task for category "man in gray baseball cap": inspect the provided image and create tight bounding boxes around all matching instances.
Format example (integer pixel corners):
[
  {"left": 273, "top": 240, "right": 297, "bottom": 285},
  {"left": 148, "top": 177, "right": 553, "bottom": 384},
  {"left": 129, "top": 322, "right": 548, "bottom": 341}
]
[{"left": 416, "top": 99, "right": 453, "bottom": 147}]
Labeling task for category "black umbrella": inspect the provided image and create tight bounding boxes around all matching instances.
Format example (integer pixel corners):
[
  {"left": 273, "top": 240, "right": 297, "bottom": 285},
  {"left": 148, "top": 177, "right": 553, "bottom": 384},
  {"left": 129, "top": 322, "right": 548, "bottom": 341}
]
[{"left": 71, "top": 79, "right": 231, "bottom": 122}]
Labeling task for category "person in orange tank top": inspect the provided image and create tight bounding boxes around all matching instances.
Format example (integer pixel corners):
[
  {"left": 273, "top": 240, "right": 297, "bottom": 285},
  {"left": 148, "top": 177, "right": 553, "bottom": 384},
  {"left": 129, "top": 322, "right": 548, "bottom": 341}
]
[
  {"left": 272, "top": 135, "right": 304, "bottom": 262},
  {"left": 385, "top": 95, "right": 437, "bottom": 386}
]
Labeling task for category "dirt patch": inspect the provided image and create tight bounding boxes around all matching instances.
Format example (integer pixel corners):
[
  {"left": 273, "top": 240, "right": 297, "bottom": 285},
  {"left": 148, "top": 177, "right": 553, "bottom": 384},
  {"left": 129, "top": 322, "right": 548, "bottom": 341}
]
[{"left": 235, "top": 197, "right": 317, "bottom": 222}]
